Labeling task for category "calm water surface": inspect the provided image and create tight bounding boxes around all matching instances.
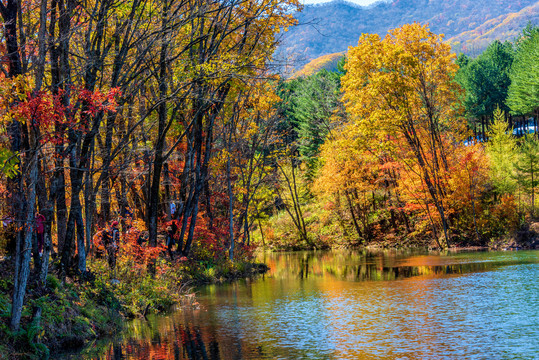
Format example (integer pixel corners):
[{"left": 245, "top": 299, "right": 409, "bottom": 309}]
[{"left": 71, "top": 249, "right": 539, "bottom": 359}]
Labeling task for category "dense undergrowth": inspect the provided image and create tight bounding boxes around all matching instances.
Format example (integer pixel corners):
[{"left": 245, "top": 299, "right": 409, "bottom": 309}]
[
  {"left": 0, "top": 270, "right": 122, "bottom": 359},
  {"left": 255, "top": 202, "right": 538, "bottom": 251},
  {"left": 0, "top": 242, "right": 265, "bottom": 360}
]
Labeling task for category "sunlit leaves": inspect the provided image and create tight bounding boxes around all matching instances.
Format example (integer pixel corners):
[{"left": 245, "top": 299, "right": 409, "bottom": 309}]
[
  {"left": 486, "top": 108, "right": 518, "bottom": 195},
  {"left": 0, "top": 148, "right": 19, "bottom": 178}
]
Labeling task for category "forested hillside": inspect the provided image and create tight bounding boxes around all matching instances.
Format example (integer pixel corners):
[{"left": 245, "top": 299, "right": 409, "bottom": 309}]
[
  {"left": 291, "top": 52, "right": 344, "bottom": 78},
  {"left": 262, "top": 23, "right": 539, "bottom": 252},
  {"left": 280, "top": 0, "right": 539, "bottom": 67}
]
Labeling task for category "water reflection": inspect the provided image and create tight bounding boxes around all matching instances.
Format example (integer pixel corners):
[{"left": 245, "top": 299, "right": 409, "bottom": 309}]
[
  {"left": 260, "top": 249, "right": 539, "bottom": 283},
  {"left": 69, "top": 250, "right": 539, "bottom": 360}
]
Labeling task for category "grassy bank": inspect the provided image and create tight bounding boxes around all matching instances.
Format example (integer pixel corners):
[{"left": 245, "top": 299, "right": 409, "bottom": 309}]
[
  {"left": 0, "top": 252, "right": 267, "bottom": 359},
  {"left": 0, "top": 271, "right": 124, "bottom": 359}
]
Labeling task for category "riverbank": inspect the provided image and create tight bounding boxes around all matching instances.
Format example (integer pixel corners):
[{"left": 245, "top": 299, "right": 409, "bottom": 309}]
[
  {"left": 58, "top": 249, "right": 539, "bottom": 360},
  {"left": 0, "top": 255, "right": 268, "bottom": 359},
  {"left": 254, "top": 207, "right": 539, "bottom": 252}
]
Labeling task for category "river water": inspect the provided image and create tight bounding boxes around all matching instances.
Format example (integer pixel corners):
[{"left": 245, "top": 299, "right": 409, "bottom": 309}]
[{"left": 70, "top": 249, "right": 538, "bottom": 359}]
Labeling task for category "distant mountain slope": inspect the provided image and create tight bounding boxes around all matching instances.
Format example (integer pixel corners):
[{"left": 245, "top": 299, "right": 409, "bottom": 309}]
[
  {"left": 291, "top": 52, "right": 344, "bottom": 78},
  {"left": 448, "top": 2, "right": 539, "bottom": 53},
  {"left": 279, "top": 0, "right": 539, "bottom": 68}
]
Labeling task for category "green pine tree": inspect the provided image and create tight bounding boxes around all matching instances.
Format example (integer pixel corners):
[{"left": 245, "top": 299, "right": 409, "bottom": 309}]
[
  {"left": 515, "top": 135, "right": 539, "bottom": 213},
  {"left": 508, "top": 25, "right": 539, "bottom": 116},
  {"left": 457, "top": 40, "right": 513, "bottom": 120}
]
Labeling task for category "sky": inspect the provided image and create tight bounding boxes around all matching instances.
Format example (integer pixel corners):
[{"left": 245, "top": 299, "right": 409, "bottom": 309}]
[{"left": 302, "top": 0, "right": 380, "bottom": 5}]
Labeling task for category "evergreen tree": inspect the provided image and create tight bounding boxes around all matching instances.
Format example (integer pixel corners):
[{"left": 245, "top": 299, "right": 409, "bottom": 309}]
[
  {"left": 459, "top": 40, "right": 513, "bottom": 120},
  {"left": 507, "top": 25, "right": 539, "bottom": 117},
  {"left": 515, "top": 136, "right": 539, "bottom": 212},
  {"left": 276, "top": 68, "right": 344, "bottom": 181},
  {"left": 294, "top": 69, "right": 342, "bottom": 179}
]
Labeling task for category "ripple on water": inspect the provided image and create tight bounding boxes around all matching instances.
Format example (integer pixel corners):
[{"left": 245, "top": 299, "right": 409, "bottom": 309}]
[
  {"left": 63, "top": 250, "right": 539, "bottom": 360},
  {"left": 320, "top": 263, "right": 539, "bottom": 359}
]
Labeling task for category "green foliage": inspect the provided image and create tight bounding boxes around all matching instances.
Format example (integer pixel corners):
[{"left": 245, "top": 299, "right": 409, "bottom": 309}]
[
  {"left": 46, "top": 274, "right": 61, "bottom": 291},
  {"left": 456, "top": 53, "right": 470, "bottom": 68},
  {"left": 457, "top": 40, "right": 513, "bottom": 119},
  {"left": 486, "top": 108, "right": 518, "bottom": 194},
  {"left": 0, "top": 292, "right": 9, "bottom": 319},
  {"left": 0, "top": 148, "right": 19, "bottom": 178},
  {"left": 295, "top": 69, "right": 342, "bottom": 177},
  {"left": 508, "top": 25, "right": 539, "bottom": 115},
  {"left": 277, "top": 68, "right": 344, "bottom": 180},
  {"left": 515, "top": 135, "right": 539, "bottom": 210},
  {"left": 85, "top": 258, "right": 176, "bottom": 317},
  {"left": 276, "top": 78, "right": 302, "bottom": 145}
]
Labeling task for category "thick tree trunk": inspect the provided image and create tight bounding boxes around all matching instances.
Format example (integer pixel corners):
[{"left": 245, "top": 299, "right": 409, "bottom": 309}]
[
  {"left": 0, "top": 1, "right": 23, "bottom": 77},
  {"left": 84, "top": 169, "right": 95, "bottom": 254},
  {"left": 0, "top": 0, "right": 33, "bottom": 332},
  {"left": 100, "top": 112, "right": 117, "bottom": 224},
  {"left": 39, "top": 206, "right": 54, "bottom": 285},
  {"left": 163, "top": 161, "right": 172, "bottom": 220},
  {"left": 147, "top": 0, "right": 171, "bottom": 250}
]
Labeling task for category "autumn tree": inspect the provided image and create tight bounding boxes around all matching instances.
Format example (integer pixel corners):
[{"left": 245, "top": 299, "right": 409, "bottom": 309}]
[
  {"left": 0, "top": 0, "right": 43, "bottom": 331},
  {"left": 342, "top": 23, "right": 464, "bottom": 248},
  {"left": 0, "top": 0, "right": 301, "bottom": 334},
  {"left": 486, "top": 108, "right": 517, "bottom": 196},
  {"left": 446, "top": 144, "right": 490, "bottom": 242},
  {"left": 314, "top": 123, "right": 385, "bottom": 243}
]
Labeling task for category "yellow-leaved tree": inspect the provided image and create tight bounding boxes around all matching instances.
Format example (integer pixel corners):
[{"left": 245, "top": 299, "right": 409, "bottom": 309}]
[{"left": 341, "top": 23, "right": 465, "bottom": 249}]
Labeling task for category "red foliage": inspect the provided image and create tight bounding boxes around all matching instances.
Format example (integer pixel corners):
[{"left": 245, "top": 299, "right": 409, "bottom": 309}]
[
  {"left": 11, "top": 87, "right": 120, "bottom": 145},
  {"left": 93, "top": 225, "right": 164, "bottom": 271},
  {"left": 121, "top": 228, "right": 164, "bottom": 270}
]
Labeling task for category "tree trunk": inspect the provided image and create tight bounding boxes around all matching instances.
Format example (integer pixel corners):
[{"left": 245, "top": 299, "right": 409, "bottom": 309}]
[
  {"left": 147, "top": 0, "right": 170, "bottom": 250},
  {"left": 257, "top": 217, "right": 265, "bottom": 247},
  {"left": 11, "top": 152, "right": 38, "bottom": 331},
  {"left": 227, "top": 155, "right": 234, "bottom": 260},
  {"left": 76, "top": 206, "right": 86, "bottom": 274},
  {"left": 345, "top": 191, "right": 363, "bottom": 241}
]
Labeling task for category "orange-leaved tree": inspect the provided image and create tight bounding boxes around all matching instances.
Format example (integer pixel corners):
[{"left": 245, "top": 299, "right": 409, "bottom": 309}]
[
  {"left": 342, "top": 23, "right": 465, "bottom": 249},
  {"left": 314, "top": 121, "right": 383, "bottom": 243}
]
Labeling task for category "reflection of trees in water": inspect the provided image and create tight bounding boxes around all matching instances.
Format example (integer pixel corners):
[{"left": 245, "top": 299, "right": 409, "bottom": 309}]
[
  {"left": 265, "top": 250, "right": 531, "bottom": 282},
  {"left": 83, "top": 251, "right": 538, "bottom": 360},
  {"left": 91, "top": 308, "right": 326, "bottom": 360},
  {"left": 177, "top": 325, "right": 217, "bottom": 360},
  {"left": 96, "top": 323, "right": 219, "bottom": 360},
  {"left": 299, "top": 252, "right": 312, "bottom": 279}
]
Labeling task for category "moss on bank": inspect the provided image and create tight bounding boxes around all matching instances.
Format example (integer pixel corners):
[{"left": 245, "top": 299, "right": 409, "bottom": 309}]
[{"left": 0, "top": 272, "right": 123, "bottom": 359}]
